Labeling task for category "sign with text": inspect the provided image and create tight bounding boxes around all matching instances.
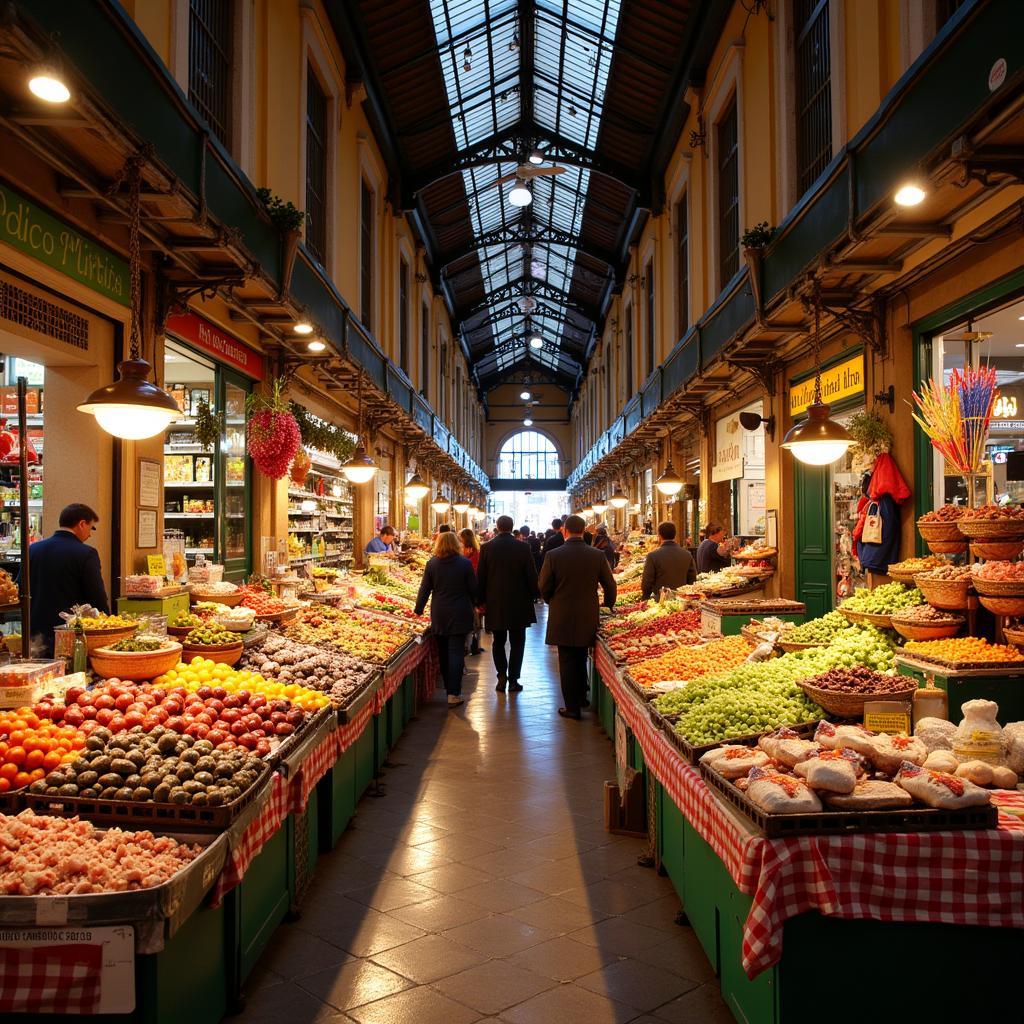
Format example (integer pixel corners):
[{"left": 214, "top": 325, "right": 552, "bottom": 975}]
[
  {"left": 165, "top": 312, "right": 266, "bottom": 381},
  {"left": 712, "top": 409, "right": 745, "bottom": 482},
  {"left": 789, "top": 353, "right": 865, "bottom": 417},
  {"left": 0, "top": 182, "right": 129, "bottom": 306}
]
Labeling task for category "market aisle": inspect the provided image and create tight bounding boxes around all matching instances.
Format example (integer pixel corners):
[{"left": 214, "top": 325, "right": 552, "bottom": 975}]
[{"left": 236, "top": 607, "right": 732, "bottom": 1024}]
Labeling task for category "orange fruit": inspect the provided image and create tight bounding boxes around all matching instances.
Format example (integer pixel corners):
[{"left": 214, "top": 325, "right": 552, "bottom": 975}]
[
  {"left": 13, "top": 771, "right": 30, "bottom": 789},
  {"left": 6, "top": 746, "right": 25, "bottom": 767}
]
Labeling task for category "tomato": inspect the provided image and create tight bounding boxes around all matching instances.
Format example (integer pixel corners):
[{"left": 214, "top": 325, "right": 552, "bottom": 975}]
[
  {"left": 0, "top": 763, "right": 17, "bottom": 781},
  {"left": 76, "top": 693, "right": 93, "bottom": 707},
  {"left": 13, "top": 771, "right": 30, "bottom": 789},
  {"left": 94, "top": 694, "right": 115, "bottom": 711},
  {"left": 165, "top": 717, "right": 185, "bottom": 732},
  {"left": 42, "top": 751, "right": 62, "bottom": 771},
  {"left": 206, "top": 729, "right": 227, "bottom": 745},
  {"left": 24, "top": 749, "right": 44, "bottom": 770},
  {"left": 6, "top": 746, "right": 25, "bottom": 767},
  {"left": 29, "top": 768, "right": 44, "bottom": 781},
  {"left": 108, "top": 716, "right": 126, "bottom": 734},
  {"left": 64, "top": 687, "right": 85, "bottom": 705},
  {"left": 123, "top": 711, "right": 145, "bottom": 728}
]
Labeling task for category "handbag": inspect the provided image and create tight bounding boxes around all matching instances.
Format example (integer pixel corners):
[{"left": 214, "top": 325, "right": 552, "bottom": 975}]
[{"left": 862, "top": 501, "right": 883, "bottom": 545}]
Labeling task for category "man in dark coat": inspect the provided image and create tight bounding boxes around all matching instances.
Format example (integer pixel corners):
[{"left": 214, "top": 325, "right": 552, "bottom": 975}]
[
  {"left": 641, "top": 521, "right": 697, "bottom": 599},
  {"left": 477, "top": 515, "right": 538, "bottom": 693},
  {"left": 27, "top": 503, "right": 109, "bottom": 656},
  {"left": 541, "top": 518, "right": 564, "bottom": 562},
  {"left": 538, "top": 515, "right": 616, "bottom": 719}
]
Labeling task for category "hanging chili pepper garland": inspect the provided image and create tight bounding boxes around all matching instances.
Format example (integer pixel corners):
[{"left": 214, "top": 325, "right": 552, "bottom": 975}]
[{"left": 246, "top": 378, "right": 301, "bottom": 479}]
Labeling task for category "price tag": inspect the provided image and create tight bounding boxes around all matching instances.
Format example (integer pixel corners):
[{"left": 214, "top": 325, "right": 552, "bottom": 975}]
[
  {"left": 147, "top": 555, "right": 166, "bottom": 578},
  {"left": 864, "top": 700, "right": 912, "bottom": 736}
]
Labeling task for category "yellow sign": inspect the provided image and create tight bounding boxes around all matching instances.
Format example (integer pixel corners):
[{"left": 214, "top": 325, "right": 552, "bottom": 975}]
[
  {"left": 994, "top": 394, "right": 1018, "bottom": 418},
  {"left": 147, "top": 555, "right": 166, "bottom": 578},
  {"left": 789, "top": 353, "right": 865, "bottom": 417}
]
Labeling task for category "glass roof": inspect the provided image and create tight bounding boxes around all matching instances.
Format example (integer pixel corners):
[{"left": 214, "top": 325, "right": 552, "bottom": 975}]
[{"left": 428, "top": 0, "right": 623, "bottom": 384}]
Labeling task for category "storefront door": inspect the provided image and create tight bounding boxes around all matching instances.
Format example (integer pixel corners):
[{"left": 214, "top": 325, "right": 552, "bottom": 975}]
[
  {"left": 219, "top": 371, "right": 250, "bottom": 580},
  {"left": 794, "top": 462, "right": 832, "bottom": 619}
]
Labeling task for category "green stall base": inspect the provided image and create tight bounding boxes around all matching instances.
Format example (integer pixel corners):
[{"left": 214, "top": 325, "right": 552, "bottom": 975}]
[
  {"left": 895, "top": 659, "right": 1024, "bottom": 724},
  {"left": 374, "top": 701, "right": 390, "bottom": 772},
  {"left": 713, "top": 612, "right": 804, "bottom": 637},
  {"left": 3, "top": 901, "right": 229, "bottom": 1024},
  {"left": 654, "top": 780, "right": 1024, "bottom": 1022},
  {"left": 117, "top": 593, "right": 191, "bottom": 622},
  {"left": 354, "top": 719, "right": 375, "bottom": 798},
  {"left": 402, "top": 674, "right": 416, "bottom": 728},
  {"left": 318, "top": 743, "right": 357, "bottom": 851},
  {"left": 289, "top": 788, "right": 319, "bottom": 911},
  {"left": 229, "top": 822, "right": 291, "bottom": 986}
]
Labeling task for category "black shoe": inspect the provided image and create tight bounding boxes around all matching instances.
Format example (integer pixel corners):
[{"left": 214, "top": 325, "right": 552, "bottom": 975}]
[
  {"left": 509, "top": 681, "right": 523, "bottom": 693},
  {"left": 558, "top": 707, "right": 582, "bottom": 720},
  {"left": 495, "top": 674, "right": 507, "bottom": 692}
]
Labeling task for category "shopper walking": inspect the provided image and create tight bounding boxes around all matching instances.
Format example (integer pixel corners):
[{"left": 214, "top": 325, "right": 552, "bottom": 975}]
[
  {"left": 538, "top": 515, "right": 616, "bottom": 719},
  {"left": 459, "top": 528, "right": 483, "bottom": 656},
  {"left": 27, "top": 503, "right": 109, "bottom": 657},
  {"left": 641, "top": 521, "right": 696, "bottom": 599},
  {"left": 476, "top": 515, "right": 538, "bottom": 693},
  {"left": 593, "top": 525, "right": 618, "bottom": 568},
  {"left": 521, "top": 525, "right": 543, "bottom": 572},
  {"left": 541, "top": 518, "right": 564, "bottom": 562},
  {"left": 365, "top": 524, "right": 397, "bottom": 555},
  {"left": 696, "top": 523, "right": 733, "bottom": 574},
  {"left": 414, "top": 531, "right": 476, "bottom": 708}
]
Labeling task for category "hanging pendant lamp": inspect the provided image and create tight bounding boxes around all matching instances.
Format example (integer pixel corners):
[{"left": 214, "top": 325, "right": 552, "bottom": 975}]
[
  {"left": 780, "top": 290, "right": 854, "bottom": 466},
  {"left": 608, "top": 483, "right": 629, "bottom": 509},
  {"left": 78, "top": 157, "right": 182, "bottom": 439},
  {"left": 655, "top": 438, "right": 684, "bottom": 496},
  {"left": 404, "top": 461, "right": 429, "bottom": 503},
  {"left": 341, "top": 373, "right": 379, "bottom": 483},
  {"left": 431, "top": 489, "right": 451, "bottom": 513}
]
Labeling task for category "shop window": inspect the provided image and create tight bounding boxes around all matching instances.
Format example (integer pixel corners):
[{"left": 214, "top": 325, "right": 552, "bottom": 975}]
[
  {"left": 305, "top": 64, "right": 328, "bottom": 266},
  {"left": 188, "top": 0, "right": 234, "bottom": 149},
  {"left": 497, "top": 431, "right": 560, "bottom": 480},
  {"left": 675, "top": 195, "right": 689, "bottom": 338},
  {"left": 794, "top": 0, "right": 833, "bottom": 196},
  {"left": 360, "top": 179, "right": 374, "bottom": 330},
  {"left": 421, "top": 305, "right": 430, "bottom": 399},
  {"left": 624, "top": 303, "right": 633, "bottom": 398},
  {"left": 0, "top": 356, "right": 44, "bottom": 555},
  {"left": 645, "top": 260, "right": 655, "bottom": 377},
  {"left": 717, "top": 97, "right": 740, "bottom": 286},
  {"left": 398, "top": 258, "right": 410, "bottom": 373}
]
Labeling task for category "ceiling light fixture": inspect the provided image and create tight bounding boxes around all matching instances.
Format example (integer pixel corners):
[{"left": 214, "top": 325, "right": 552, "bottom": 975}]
[
  {"left": 894, "top": 183, "right": 926, "bottom": 207},
  {"left": 655, "top": 437, "right": 684, "bottom": 496},
  {"left": 523, "top": 417, "right": 534, "bottom": 426},
  {"left": 293, "top": 321, "right": 314, "bottom": 335},
  {"left": 508, "top": 181, "right": 532, "bottom": 207},
  {"left": 340, "top": 373, "right": 379, "bottom": 483},
  {"left": 581, "top": 504, "right": 594, "bottom": 518},
  {"left": 307, "top": 339, "right": 326, "bottom": 353},
  {"left": 453, "top": 498, "right": 470, "bottom": 515},
  {"left": 78, "top": 157, "right": 182, "bottom": 439},
  {"left": 520, "top": 390, "right": 532, "bottom": 400},
  {"left": 431, "top": 492, "right": 451, "bottom": 514},
  {"left": 28, "top": 62, "right": 70, "bottom": 103},
  {"left": 528, "top": 148, "right": 544, "bottom": 165},
  {"left": 592, "top": 499, "right": 608, "bottom": 515},
  {"left": 609, "top": 486, "right": 628, "bottom": 509},
  {"left": 780, "top": 290, "right": 855, "bottom": 465},
  {"left": 404, "top": 470, "right": 429, "bottom": 503},
  {"left": 528, "top": 331, "right": 543, "bottom": 349}
]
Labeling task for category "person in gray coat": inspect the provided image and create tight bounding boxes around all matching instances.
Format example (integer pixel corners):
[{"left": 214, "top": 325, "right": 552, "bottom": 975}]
[
  {"left": 641, "top": 521, "right": 697, "bottom": 600},
  {"left": 538, "top": 515, "right": 617, "bottom": 719}
]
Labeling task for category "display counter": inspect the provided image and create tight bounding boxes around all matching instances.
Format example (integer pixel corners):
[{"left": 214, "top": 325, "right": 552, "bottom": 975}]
[{"left": 591, "top": 638, "right": 1024, "bottom": 1021}]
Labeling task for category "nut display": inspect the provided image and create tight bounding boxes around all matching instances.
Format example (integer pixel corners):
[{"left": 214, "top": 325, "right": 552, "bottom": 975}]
[
  {"left": 960, "top": 504, "right": 1024, "bottom": 521},
  {"left": 27, "top": 725, "right": 264, "bottom": 806},
  {"left": 973, "top": 561, "right": 1024, "bottom": 581},
  {"left": 918, "top": 564, "right": 973, "bottom": 581},
  {"left": 891, "top": 604, "right": 964, "bottom": 624},
  {"left": 919, "top": 506, "right": 965, "bottom": 523},
  {"left": 804, "top": 667, "right": 910, "bottom": 694},
  {"left": 241, "top": 632, "right": 373, "bottom": 705}
]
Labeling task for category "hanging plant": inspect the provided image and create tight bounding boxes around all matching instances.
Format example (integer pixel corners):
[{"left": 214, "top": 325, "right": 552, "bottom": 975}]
[
  {"left": 290, "top": 448, "right": 312, "bottom": 486},
  {"left": 740, "top": 222, "right": 776, "bottom": 249},
  {"left": 193, "top": 396, "right": 224, "bottom": 452},
  {"left": 255, "top": 187, "right": 305, "bottom": 233},
  {"left": 847, "top": 408, "right": 893, "bottom": 471},
  {"left": 290, "top": 402, "right": 358, "bottom": 463},
  {"left": 247, "top": 378, "right": 301, "bottom": 479}
]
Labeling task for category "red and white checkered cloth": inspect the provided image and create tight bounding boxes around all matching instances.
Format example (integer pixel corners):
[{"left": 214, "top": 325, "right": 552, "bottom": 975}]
[
  {"left": 337, "top": 702, "right": 374, "bottom": 754},
  {"left": 289, "top": 727, "right": 340, "bottom": 815},
  {"left": 0, "top": 944, "right": 102, "bottom": 1014},
  {"left": 376, "top": 641, "right": 424, "bottom": 711},
  {"left": 210, "top": 771, "right": 290, "bottom": 905},
  {"left": 595, "top": 640, "right": 1024, "bottom": 978}
]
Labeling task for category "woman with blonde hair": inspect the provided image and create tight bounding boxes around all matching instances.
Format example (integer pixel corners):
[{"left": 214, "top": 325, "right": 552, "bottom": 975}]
[{"left": 414, "top": 529, "right": 477, "bottom": 707}]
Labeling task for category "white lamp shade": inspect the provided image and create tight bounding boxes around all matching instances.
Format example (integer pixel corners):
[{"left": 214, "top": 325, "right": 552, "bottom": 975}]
[
  {"left": 508, "top": 184, "right": 532, "bottom": 207},
  {"left": 29, "top": 73, "right": 70, "bottom": 103},
  {"left": 91, "top": 404, "right": 179, "bottom": 440},
  {"left": 592, "top": 501, "right": 608, "bottom": 515}
]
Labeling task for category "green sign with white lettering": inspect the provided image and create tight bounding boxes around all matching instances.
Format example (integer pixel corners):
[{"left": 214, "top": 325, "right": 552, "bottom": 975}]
[{"left": 0, "top": 182, "right": 129, "bottom": 306}]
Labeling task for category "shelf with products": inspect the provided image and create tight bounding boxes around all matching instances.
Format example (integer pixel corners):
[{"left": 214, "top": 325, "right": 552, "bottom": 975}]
[{"left": 165, "top": 512, "right": 215, "bottom": 519}]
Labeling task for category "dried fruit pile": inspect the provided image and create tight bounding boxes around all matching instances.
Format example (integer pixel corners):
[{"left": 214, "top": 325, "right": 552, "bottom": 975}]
[
  {"left": 919, "top": 506, "right": 964, "bottom": 523},
  {"left": 918, "top": 564, "right": 973, "bottom": 581},
  {"left": 0, "top": 810, "right": 200, "bottom": 894},
  {"left": 890, "top": 604, "right": 963, "bottom": 624},
  {"left": 973, "top": 561, "right": 1024, "bottom": 581},
  {"left": 961, "top": 504, "right": 1024, "bottom": 521},
  {"left": 803, "top": 667, "right": 910, "bottom": 694},
  {"left": 903, "top": 637, "right": 1024, "bottom": 663},
  {"left": 629, "top": 635, "right": 753, "bottom": 687}
]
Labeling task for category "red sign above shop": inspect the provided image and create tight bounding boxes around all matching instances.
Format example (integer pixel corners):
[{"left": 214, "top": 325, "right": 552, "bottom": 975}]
[{"left": 165, "top": 312, "right": 266, "bottom": 381}]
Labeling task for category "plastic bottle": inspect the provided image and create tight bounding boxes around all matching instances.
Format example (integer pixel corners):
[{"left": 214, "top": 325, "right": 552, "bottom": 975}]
[
  {"left": 913, "top": 679, "right": 948, "bottom": 726},
  {"left": 72, "top": 621, "right": 87, "bottom": 675}
]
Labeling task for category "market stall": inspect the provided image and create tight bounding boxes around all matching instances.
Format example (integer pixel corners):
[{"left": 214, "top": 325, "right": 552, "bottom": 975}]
[{"left": 0, "top": 559, "right": 439, "bottom": 1021}]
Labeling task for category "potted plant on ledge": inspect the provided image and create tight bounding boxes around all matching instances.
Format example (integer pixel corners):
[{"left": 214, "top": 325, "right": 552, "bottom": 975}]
[
  {"left": 741, "top": 221, "right": 776, "bottom": 323},
  {"left": 256, "top": 187, "right": 306, "bottom": 299}
]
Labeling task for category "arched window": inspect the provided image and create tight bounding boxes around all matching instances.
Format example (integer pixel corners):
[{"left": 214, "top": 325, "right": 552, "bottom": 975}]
[{"left": 497, "top": 431, "right": 560, "bottom": 480}]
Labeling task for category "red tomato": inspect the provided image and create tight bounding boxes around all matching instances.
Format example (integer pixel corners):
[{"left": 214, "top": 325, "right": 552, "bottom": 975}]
[
  {"left": 114, "top": 693, "right": 134, "bottom": 712},
  {"left": 94, "top": 694, "right": 116, "bottom": 711},
  {"left": 64, "top": 687, "right": 85, "bottom": 705},
  {"left": 206, "top": 729, "right": 228, "bottom": 745},
  {"left": 123, "top": 711, "right": 145, "bottom": 729},
  {"left": 63, "top": 707, "right": 84, "bottom": 727},
  {"left": 165, "top": 717, "right": 184, "bottom": 732},
  {"left": 95, "top": 708, "right": 115, "bottom": 727},
  {"left": 108, "top": 715, "right": 126, "bottom": 734},
  {"left": 76, "top": 693, "right": 94, "bottom": 707}
]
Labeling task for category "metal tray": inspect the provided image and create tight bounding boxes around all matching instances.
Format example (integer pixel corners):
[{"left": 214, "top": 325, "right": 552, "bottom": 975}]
[
  {"left": 700, "top": 762, "right": 998, "bottom": 837},
  {"left": 660, "top": 718, "right": 820, "bottom": 766},
  {"left": 271, "top": 705, "right": 337, "bottom": 776},
  {"left": 336, "top": 672, "right": 382, "bottom": 723}
]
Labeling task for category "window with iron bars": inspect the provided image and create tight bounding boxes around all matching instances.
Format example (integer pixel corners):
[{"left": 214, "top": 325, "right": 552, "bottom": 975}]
[
  {"left": 188, "top": 0, "right": 233, "bottom": 148},
  {"left": 497, "top": 431, "right": 560, "bottom": 480},
  {"left": 398, "top": 258, "right": 410, "bottom": 373},
  {"left": 676, "top": 195, "right": 689, "bottom": 339},
  {"left": 717, "top": 98, "right": 740, "bottom": 286},
  {"left": 305, "top": 65, "right": 328, "bottom": 266},
  {"left": 794, "top": 0, "right": 832, "bottom": 197},
  {"left": 360, "top": 180, "right": 374, "bottom": 330}
]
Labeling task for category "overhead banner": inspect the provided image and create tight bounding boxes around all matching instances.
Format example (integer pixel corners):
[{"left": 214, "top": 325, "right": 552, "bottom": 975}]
[
  {"left": 166, "top": 311, "right": 265, "bottom": 380},
  {"left": 789, "top": 353, "right": 864, "bottom": 417}
]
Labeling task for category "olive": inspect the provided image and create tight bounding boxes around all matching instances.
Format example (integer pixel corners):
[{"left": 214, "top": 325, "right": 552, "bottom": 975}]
[
  {"left": 193, "top": 771, "right": 215, "bottom": 787},
  {"left": 182, "top": 780, "right": 204, "bottom": 795},
  {"left": 206, "top": 789, "right": 225, "bottom": 806},
  {"left": 195, "top": 757, "right": 216, "bottom": 774},
  {"left": 108, "top": 747, "right": 127, "bottom": 761},
  {"left": 58, "top": 784, "right": 79, "bottom": 797},
  {"left": 191, "top": 791, "right": 208, "bottom": 806},
  {"left": 79, "top": 788, "right": 98, "bottom": 799},
  {"left": 157, "top": 734, "right": 178, "bottom": 754},
  {"left": 85, "top": 735, "right": 106, "bottom": 751},
  {"left": 128, "top": 750, "right": 146, "bottom": 767},
  {"left": 111, "top": 758, "right": 136, "bottom": 776},
  {"left": 194, "top": 740, "right": 214, "bottom": 754},
  {"left": 91, "top": 756, "right": 112, "bottom": 773},
  {"left": 176, "top": 763, "right": 195, "bottom": 781},
  {"left": 28, "top": 780, "right": 47, "bottom": 793},
  {"left": 180, "top": 749, "right": 200, "bottom": 765},
  {"left": 99, "top": 787, "right": 119, "bottom": 799},
  {"left": 98, "top": 773, "right": 123, "bottom": 788},
  {"left": 169, "top": 788, "right": 189, "bottom": 804}
]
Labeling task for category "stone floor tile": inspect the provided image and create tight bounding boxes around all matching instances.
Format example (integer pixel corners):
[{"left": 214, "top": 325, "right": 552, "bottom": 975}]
[
  {"left": 505, "top": 934, "right": 620, "bottom": 982},
  {"left": 300, "top": 905, "right": 426, "bottom": 958},
  {"left": 632, "top": 932, "right": 716, "bottom": 985},
  {"left": 650, "top": 982, "right": 735, "bottom": 1023},
  {"left": 498, "top": 982, "right": 637, "bottom": 1024},
  {"left": 432, "top": 960, "right": 557, "bottom": 1015},
  {"left": 559, "top": 878, "right": 660, "bottom": 916},
  {"left": 569, "top": 917, "right": 669, "bottom": 957},
  {"left": 455, "top": 878, "right": 546, "bottom": 914},
  {"left": 234, "top": 980, "right": 350, "bottom": 1023},
  {"left": 407, "top": 862, "right": 497, "bottom": 893},
  {"left": 505, "top": 895, "right": 610, "bottom": 934},
  {"left": 442, "top": 914, "right": 557, "bottom": 956},
  {"left": 575, "top": 958, "right": 700, "bottom": 1013},
  {"left": 297, "top": 960, "right": 412, "bottom": 1012},
  {"left": 370, "top": 934, "right": 489, "bottom": 984},
  {"left": 346, "top": 984, "right": 480, "bottom": 1024},
  {"left": 386, "top": 894, "right": 492, "bottom": 930},
  {"left": 344, "top": 878, "right": 438, "bottom": 912}
]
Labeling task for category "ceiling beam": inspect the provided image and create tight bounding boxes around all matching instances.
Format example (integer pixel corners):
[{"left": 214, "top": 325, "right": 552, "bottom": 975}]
[
  {"left": 457, "top": 277, "right": 599, "bottom": 321},
  {"left": 438, "top": 220, "right": 617, "bottom": 271}
]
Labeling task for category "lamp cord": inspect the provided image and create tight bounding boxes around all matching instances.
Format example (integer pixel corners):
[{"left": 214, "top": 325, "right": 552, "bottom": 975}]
[
  {"left": 812, "top": 285, "right": 822, "bottom": 406},
  {"left": 108, "top": 155, "right": 144, "bottom": 362}
]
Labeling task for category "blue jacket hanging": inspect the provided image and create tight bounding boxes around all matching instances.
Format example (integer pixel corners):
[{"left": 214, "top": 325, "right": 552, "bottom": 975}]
[{"left": 857, "top": 492, "right": 901, "bottom": 573}]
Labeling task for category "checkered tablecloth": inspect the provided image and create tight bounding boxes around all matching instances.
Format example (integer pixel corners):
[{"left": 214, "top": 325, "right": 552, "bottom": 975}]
[
  {"left": 376, "top": 640, "right": 425, "bottom": 711},
  {"left": 288, "top": 726, "right": 340, "bottom": 815},
  {"left": 595, "top": 639, "right": 1024, "bottom": 978},
  {"left": 0, "top": 944, "right": 103, "bottom": 1014},
  {"left": 210, "top": 771, "right": 291, "bottom": 906},
  {"left": 337, "top": 701, "right": 374, "bottom": 754}
]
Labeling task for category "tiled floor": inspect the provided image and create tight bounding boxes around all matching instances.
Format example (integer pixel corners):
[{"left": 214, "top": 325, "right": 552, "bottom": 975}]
[{"left": 236, "top": 608, "right": 733, "bottom": 1023}]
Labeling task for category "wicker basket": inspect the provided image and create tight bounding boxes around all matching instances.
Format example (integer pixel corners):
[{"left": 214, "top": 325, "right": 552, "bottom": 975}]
[
  {"left": 167, "top": 624, "right": 198, "bottom": 638},
  {"left": 925, "top": 539, "right": 968, "bottom": 555},
  {"left": 916, "top": 520, "right": 964, "bottom": 543},
  {"left": 190, "top": 589, "right": 244, "bottom": 607},
  {"left": 1002, "top": 625, "right": 1024, "bottom": 649},
  {"left": 798, "top": 679, "right": 917, "bottom": 717},
  {"left": 957, "top": 518, "right": 1024, "bottom": 539},
  {"left": 89, "top": 642, "right": 183, "bottom": 681},
  {"left": 978, "top": 595, "right": 1024, "bottom": 617},
  {"left": 838, "top": 607, "right": 893, "bottom": 629},
  {"left": 886, "top": 568, "right": 926, "bottom": 585},
  {"left": 972, "top": 577, "right": 1024, "bottom": 597},
  {"left": 180, "top": 640, "right": 244, "bottom": 666},
  {"left": 79, "top": 624, "right": 139, "bottom": 653},
  {"left": 254, "top": 606, "right": 301, "bottom": 625},
  {"left": 889, "top": 616, "right": 964, "bottom": 641},
  {"left": 915, "top": 575, "right": 972, "bottom": 611},
  {"left": 777, "top": 638, "right": 823, "bottom": 652},
  {"left": 970, "top": 539, "right": 1024, "bottom": 561}
]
